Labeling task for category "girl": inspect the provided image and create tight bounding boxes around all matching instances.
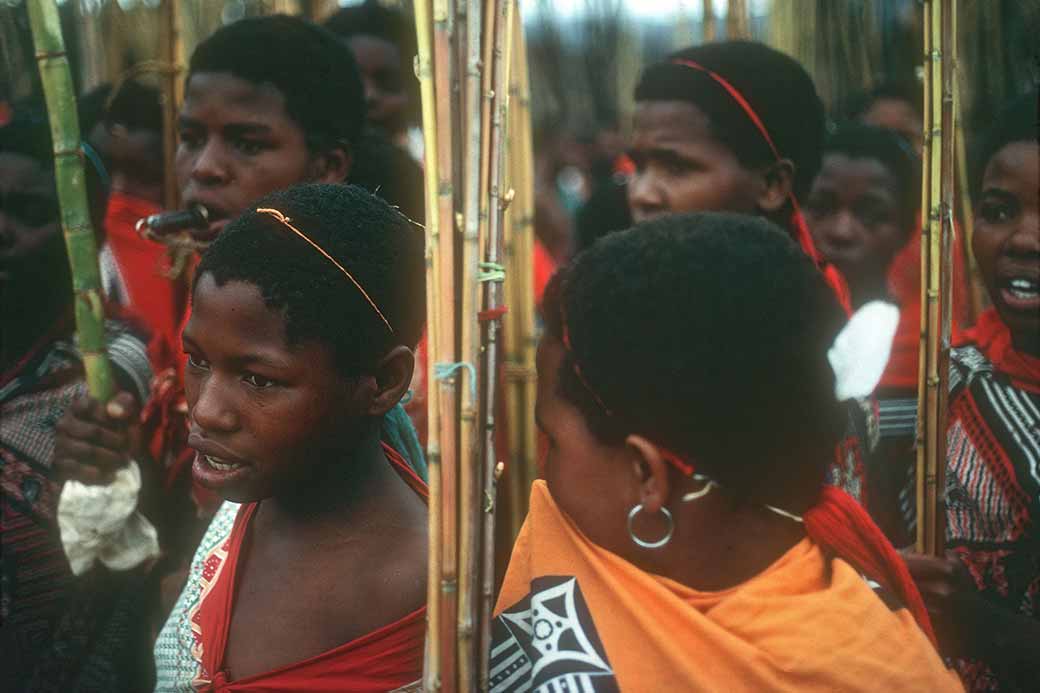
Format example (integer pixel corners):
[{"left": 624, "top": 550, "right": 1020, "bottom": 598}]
[
  {"left": 152, "top": 184, "right": 427, "bottom": 691},
  {"left": 491, "top": 212, "right": 959, "bottom": 691}
]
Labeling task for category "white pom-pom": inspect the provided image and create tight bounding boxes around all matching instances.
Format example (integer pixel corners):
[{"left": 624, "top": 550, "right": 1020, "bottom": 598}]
[{"left": 828, "top": 301, "right": 901, "bottom": 401}]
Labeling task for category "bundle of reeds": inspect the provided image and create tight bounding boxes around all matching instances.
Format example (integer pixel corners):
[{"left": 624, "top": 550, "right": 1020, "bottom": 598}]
[
  {"left": 914, "top": 0, "right": 955, "bottom": 557},
  {"left": 28, "top": 0, "right": 114, "bottom": 402},
  {"left": 414, "top": 1, "right": 526, "bottom": 688}
]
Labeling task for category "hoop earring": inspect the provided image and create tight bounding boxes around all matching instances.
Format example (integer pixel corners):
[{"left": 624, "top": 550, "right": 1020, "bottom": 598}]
[{"left": 627, "top": 504, "right": 674, "bottom": 549}]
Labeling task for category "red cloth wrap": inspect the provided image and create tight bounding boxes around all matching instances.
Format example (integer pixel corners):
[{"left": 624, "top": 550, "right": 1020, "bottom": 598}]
[
  {"left": 956, "top": 308, "right": 1040, "bottom": 394},
  {"left": 192, "top": 444, "right": 426, "bottom": 691},
  {"left": 804, "top": 485, "right": 937, "bottom": 645}
]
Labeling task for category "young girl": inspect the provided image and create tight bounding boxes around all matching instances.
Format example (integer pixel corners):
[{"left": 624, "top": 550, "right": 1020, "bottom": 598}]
[
  {"left": 152, "top": 183, "right": 427, "bottom": 691},
  {"left": 904, "top": 92, "right": 1039, "bottom": 691},
  {"left": 625, "top": 41, "right": 874, "bottom": 502},
  {"left": 492, "top": 212, "right": 959, "bottom": 691}
]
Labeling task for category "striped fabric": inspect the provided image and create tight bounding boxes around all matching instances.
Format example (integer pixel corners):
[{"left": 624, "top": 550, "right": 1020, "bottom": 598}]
[
  {"left": 940, "top": 344, "right": 1039, "bottom": 691},
  {"left": 1, "top": 322, "right": 152, "bottom": 691}
]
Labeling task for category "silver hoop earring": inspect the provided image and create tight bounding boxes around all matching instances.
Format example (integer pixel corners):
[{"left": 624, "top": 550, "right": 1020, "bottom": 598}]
[{"left": 627, "top": 504, "right": 674, "bottom": 549}]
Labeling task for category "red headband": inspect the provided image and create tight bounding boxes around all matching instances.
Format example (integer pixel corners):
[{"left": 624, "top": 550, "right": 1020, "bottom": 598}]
[
  {"left": 670, "top": 59, "right": 851, "bottom": 313},
  {"left": 560, "top": 306, "right": 696, "bottom": 477}
]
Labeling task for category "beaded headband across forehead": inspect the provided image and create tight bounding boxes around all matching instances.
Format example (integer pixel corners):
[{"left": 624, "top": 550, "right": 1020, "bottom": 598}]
[{"left": 255, "top": 207, "right": 394, "bottom": 333}]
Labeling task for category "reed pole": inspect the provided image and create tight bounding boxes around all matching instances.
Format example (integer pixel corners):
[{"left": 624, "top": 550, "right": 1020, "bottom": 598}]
[
  {"left": 478, "top": 3, "right": 516, "bottom": 687},
  {"left": 413, "top": 2, "right": 445, "bottom": 688},
  {"left": 159, "top": 0, "right": 182, "bottom": 211},
  {"left": 431, "top": 1, "right": 460, "bottom": 689},
  {"left": 915, "top": 0, "right": 954, "bottom": 557},
  {"left": 28, "top": 0, "right": 114, "bottom": 402},
  {"left": 456, "top": 1, "right": 485, "bottom": 687},
  {"left": 727, "top": 0, "right": 750, "bottom": 40},
  {"left": 702, "top": 0, "right": 717, "bottom": 42}
]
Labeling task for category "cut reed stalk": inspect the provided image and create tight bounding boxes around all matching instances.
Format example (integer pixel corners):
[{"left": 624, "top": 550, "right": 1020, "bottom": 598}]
[
  {"left": 431, "top": 1, "right": 460, "bottom": 689},
  {"left": 478, "top": 2, "right": 516, "bottom": 686},
  {"left": 413, "top": 1, "right": 445, "bottom": 688},
  {"left": 456, "top": 0, "right": 485, "bottom": 687},
  {"left": 915, "top": 0, "right": 953, "bottom": 557},
  {"left": 28, "top": 0, "right": 114, "bottom": 402}
]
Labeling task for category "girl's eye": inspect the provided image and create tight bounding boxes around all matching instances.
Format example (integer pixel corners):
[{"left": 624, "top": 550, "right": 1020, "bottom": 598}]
[
  {"left": 235, "top": 139, "right": 266, "bottom": 156},
  {"left": 243, "top": 373, "right": 276, "bottom": 389},
  {"left": 186, "top": 353, "right": 209, "bottom": 370},
  {"left": 979, "top": 200, "right": 1015, "bottom": 224}
]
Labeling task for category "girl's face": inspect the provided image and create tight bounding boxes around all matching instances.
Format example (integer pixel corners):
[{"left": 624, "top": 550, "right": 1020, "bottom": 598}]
[
  {"left": 805, "top": 153, "right": 906, "bottom": 298},
  {"left": 627, "top": 100, "right": 764, "bottom": 223},
  {"left": 176, "top": 73, "right": 334, "bottom": 239},
  {"left": 183, "top": 273, "right": 363, "bottom": 502},
  {"left": 973, "top": 141, "right": 1039, "bottom": 353}
]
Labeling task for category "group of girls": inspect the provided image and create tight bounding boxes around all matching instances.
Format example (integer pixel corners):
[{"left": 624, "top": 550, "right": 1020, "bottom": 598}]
[{"left": 3, "top": 5, "right": 1036, "bottom": 690}]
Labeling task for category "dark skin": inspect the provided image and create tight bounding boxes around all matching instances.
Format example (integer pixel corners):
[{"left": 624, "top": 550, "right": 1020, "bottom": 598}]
[
  {"left": 348, "top": 35, "right": 410, "bottom": 138},
  {"left": 55, "top": 70, "right": 354, "bottom": 486},
  {"left": 0, "top": 153, "right": 70, "bottom": 369},
  {"left": 860, "top": 98, "right": 923, "bottom": 155},
  {"left": 184, "top": 275, "right": 426, "bottom": 679},
  {"left": 904, "top": 141, "right": 1040, "bottom": 683},
  {"left": 805, "top": 153, "right": 908, "bottom": 307},
  {"left": 535, "top": 337, "right": 806, "bottom": 591},
  {"left": 627, "top": 100, "right": 793, "bottom": 225}
]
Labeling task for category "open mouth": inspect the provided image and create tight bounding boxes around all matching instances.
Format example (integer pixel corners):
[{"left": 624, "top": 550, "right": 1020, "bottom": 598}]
[
  {"left": 203, "top": 454, "right": 242, "bottom": 472},
  {"left": 999, "top": 276, "right": 1040, "bottom": 311}
]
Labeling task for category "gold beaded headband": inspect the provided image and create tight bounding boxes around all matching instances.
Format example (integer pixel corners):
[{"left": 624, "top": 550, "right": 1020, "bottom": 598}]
[{"left": 255, "top": 207, "right": 394, "bottom": 333}]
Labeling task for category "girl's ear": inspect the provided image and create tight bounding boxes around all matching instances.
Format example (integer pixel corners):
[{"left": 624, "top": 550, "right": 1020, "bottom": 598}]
[
  {"left": 310, "top": 142, "right": 352, "bottom": 184},
  {"left": 365, "top": 345, "right": 415, "bottom": 417},
  {"left": 625, "top": 434, "right": 671, "bottom": 514},
  {"left": 756, "top": 158, "right": 795, "bottom": 213}
]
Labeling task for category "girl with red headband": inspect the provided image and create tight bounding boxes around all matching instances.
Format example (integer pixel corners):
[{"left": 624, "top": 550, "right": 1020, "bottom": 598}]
[
  {"left": 622, "top": 42, "right": 885, "bottom": 509},
  {"left": 490, "top": 212, "right": 959, "bottom": 691}
]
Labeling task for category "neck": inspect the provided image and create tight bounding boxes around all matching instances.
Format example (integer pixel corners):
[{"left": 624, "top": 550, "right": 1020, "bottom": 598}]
[
  {"left": 640, "top": 484, "right": 807, "bottom": 592},
  {"left": 1012, "top": 330, "right": 1040, "bottom": 359},
  {"left": 260, "top": 422, "right": 401, "bottom": 533},
  {"left": 848, "top": 274, "right": 892, "bottom": 309}
]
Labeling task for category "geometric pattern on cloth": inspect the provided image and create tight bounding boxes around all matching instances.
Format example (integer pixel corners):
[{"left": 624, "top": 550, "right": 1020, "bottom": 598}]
[
  {"left": 942, "top": 344, "right": 1040, "bottom": 692},
  {"left": 153, "top": 501, "right": 241, "bottom": 691},
  {"left": 490, "top": 575, "right": 619, "bottom": 693}
]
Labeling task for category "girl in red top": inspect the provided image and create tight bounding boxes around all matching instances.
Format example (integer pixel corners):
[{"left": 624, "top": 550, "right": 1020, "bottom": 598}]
[{"left": 153, "top": 183, "right": 428, "bottom": 691}]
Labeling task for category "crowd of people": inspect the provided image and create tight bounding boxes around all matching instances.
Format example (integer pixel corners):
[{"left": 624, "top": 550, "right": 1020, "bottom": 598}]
[{"left": 1, "top": 1, "right": 1036, "bottom": 691}]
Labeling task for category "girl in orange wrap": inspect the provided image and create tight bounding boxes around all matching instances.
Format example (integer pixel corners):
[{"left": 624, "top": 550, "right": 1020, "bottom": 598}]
[{"left": 491, "top": 212, "right": 961, "bottom": 692}]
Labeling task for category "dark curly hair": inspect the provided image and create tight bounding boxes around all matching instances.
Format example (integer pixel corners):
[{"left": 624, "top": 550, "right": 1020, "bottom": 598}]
[
  {"left": 543, "top": 212, "right": 847, "bottom": 510},
  {"left": 189, "top": 15, "right": 365, "bottom": 153},
  {"left": 821, "top": 123, "right": 920, "bottom": 232},
  {"left": 195, "top": 183, "right": 425, "bottom": 377},
  {"left": 634, "top": 41, "right": 825, "bottom": 202},
  {"left": 972, "top": 90, "right": 1038, "bottom": 195}
]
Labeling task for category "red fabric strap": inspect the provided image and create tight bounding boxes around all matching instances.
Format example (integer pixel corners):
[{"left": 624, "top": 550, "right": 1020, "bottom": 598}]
[
  {"left": 957, "top": 309, "right": 1040, "bottom": 394},
  {"left": 804, "top": 486, "right": 937, "bottom": 645}
]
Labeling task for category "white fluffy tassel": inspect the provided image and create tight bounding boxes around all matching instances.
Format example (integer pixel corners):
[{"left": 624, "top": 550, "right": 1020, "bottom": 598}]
[
  {"left": 58, "top": 460, "right": 160, "bottom": 575},
  {"left": 828, "top": 300, "right": 900, "bottom": 401}
]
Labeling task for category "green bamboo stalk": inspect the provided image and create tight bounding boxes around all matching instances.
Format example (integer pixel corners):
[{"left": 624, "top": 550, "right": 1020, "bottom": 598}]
[{"left": 28, "top": 0, "right": 114, "bottom": 403}]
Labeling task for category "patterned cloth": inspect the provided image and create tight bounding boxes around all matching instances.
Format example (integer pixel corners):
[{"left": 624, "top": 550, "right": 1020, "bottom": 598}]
[
  {"left": 1, "top": 321, "right": 153, "bottom": 692},
  {"left": 154, "top": 443, "right": 427, "bottom": 692},
  {"left": 941, "top": 311, "right": 1040, "bottom": 691},
  {"left": 492, "top": 481, "right": 959, "bottom": 692}
]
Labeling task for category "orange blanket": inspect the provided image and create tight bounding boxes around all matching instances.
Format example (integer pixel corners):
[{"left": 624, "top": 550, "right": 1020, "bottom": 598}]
[{"left": 492, "top": 481, "right": 961, "bottom": 692}]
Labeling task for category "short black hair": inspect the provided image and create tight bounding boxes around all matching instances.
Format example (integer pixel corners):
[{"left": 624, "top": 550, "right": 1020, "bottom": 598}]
[
  {"left": 78, "top": 83, "right": 114, "bottom": 136},
  {"left": 821, "top": 123, "right": 920, "bottom": 231},
  {"left": 972, "top": 90, "right": 1038, "bottom": 194},
  {"left": 843, "top": 80, "right": 923, "bottom": 122},
  {"left": 634, "top": 41, "right": 825, "bottom": 201},
  {"left": 189, "top": 15, "right": 365, "bottom": 151},
  {"left": 105, "top": 80, "right": 163, "bottom": 134},
  {"left": 196, "top": 183, "right": 425, "bottom": 378},
  {"left": 350, "top": 131, "right": 425, "bottom": 225},
  {"left": 544, "top": 212, "right": 847, "bottom": 509},
  {"left": 324, "top": 0, "right": 417, "bottom": 62}
]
